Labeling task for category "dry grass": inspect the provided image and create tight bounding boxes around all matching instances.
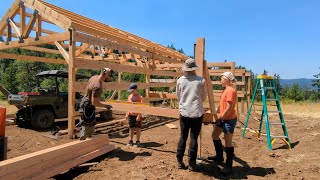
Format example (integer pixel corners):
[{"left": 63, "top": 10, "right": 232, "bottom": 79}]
[
  {"left": 0, "top": 100, "right": 18, "bottom": 115},
  {"left": 281, "top": 102, "right": 320, "bottom": 119}
]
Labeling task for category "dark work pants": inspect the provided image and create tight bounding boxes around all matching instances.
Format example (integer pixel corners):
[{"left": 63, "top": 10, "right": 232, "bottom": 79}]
[{"left": 177, "top": 114, "right": 203, "bottom": 161}]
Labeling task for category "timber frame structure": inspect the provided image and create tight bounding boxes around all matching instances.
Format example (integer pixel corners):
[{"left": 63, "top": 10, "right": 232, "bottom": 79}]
[
  {"left": 0, "top": 0, "right": 191, "bottom": 138},
  {"left": 0, "top": 0, "right": 252, "bottom": 139}
]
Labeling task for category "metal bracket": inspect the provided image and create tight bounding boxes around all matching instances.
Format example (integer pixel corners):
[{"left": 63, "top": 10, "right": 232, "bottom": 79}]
[{"left": 68, "top": 28, "right": 73, "bottom": 45}]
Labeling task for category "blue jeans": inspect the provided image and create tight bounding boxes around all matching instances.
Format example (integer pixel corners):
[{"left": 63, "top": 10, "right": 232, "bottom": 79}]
[{"left": 215, "top": 118, "right": 237, "bottom": 134}]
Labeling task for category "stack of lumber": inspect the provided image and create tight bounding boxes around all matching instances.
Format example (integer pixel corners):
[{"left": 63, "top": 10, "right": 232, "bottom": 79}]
[{"left": 0, "top": 135, "right": 114, "bottom": 180}]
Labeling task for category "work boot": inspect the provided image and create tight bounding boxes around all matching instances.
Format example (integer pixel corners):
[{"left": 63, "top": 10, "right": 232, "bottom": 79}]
[
  {"left": 208, "top": 139, "right": 224, "bottom": 164},
  {"left": 127, "top": 140, "right": 134, "bottom": 146},
  {"left": 176, "top": 147, "right": 185, "bottom": 169},
  {"left": 177, "top": 160, "right": 186, "bottom": 169},
  {"left": 188, "top": 149, "right": 199, "bottom": 172},
  {"left": 221, "top": 147, "right": 234, "bottom": 176},
  {"left": 135, "top": 141, "right": 141, "bottom": 147}
]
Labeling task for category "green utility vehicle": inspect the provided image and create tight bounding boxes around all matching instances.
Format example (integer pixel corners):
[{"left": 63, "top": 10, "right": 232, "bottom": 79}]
[{"left": 8, "top": 70, "right": 112, "bottom": 129}]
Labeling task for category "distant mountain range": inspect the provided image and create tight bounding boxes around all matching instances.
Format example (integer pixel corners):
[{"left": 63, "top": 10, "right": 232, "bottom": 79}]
[{"left": 280, "top": 78, "right": 317, "bottom": 90}]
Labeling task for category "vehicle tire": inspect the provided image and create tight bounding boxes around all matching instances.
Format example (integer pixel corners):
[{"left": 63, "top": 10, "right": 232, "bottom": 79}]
[
  {"left": 31, "top": 109, "right": 55, "bottom": 130},
  {"left": 99, "top": 110, "right": 112, "bottom": 121},
  {"left": 15, "top": 109, "right": 30, "bottom": 128}
]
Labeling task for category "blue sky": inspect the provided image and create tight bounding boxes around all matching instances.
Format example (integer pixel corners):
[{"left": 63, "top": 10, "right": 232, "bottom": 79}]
[{"left": 1, "top": 0, "right": 319, "bottom": 79}]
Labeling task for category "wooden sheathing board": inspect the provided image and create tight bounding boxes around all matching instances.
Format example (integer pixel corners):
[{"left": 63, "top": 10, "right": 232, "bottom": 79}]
[
  {"left": 0, "top": 135, "right": 115, "bottom": 180},
  {"left": 100, "top": 101, "right": 214, "bottom": 122}
]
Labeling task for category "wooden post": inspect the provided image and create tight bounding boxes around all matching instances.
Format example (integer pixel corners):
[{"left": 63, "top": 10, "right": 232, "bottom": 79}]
[
  {"left": 195, "top": 38, "right": 205, "bottom": 158},
  {"left": 247, "top": 73, "right": 252, "bottom": 112},
  {"left": 117, "top": 72, "right": 122, "bottom": 100},
  {"left": 68, "top": 28, "right": 76, "bottom": 139},
  {"left": 241, "top": 72, "right": 245, "bottom": 113},
  {"left": 19, "top": 2, "right": 26, "bottom": 36},
  {"left": 195, "top": 38, "right": 204, "bottom": 77}
]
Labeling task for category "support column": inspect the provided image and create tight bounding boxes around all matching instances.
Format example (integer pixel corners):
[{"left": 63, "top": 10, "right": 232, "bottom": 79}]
[
  {"left": 118, "top": 72, "right": 122, "bottom": 100},
  {"left": 68, "top": 29, "right": 76, "bottom": 139},
  {"left": 241, "top": 72, "right": 245, "bottom": 113},
  {"left": 195, "top": 38, "right": 205, "bottom": 158}
]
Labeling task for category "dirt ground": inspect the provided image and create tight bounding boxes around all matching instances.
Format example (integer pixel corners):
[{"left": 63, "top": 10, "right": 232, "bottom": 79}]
[{"left": 4, "top": 109, "right": 320, "bottom": 180}]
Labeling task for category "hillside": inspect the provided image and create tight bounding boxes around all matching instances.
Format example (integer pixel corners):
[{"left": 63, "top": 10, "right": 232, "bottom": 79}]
[{"left": 280, "top": 78, "right": 317, "bottom": 90}]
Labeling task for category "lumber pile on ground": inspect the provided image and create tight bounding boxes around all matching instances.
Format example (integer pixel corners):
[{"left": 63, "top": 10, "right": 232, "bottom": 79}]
[{"left": 0, "top": 135, "right": 115, "bottom": 180}]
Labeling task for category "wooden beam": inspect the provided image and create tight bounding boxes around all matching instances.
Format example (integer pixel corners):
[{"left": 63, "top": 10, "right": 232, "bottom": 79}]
[
  {"left": 6, "top": 19, "right": 12, "bottom": 42},
  {"left": 19, "top": 2, "right": 26, "bottom": 36},
  {"left": 195, "top": 38, "right": 205, "bottom": 77},
  {"left": 36, "top": 14, "right": 42, "bottom": 36},
  {"left": 23, "top": 11, "right": 37, "bottom": 38},
  {"left": 54, "top": 41, "right": 69, "bottom": 63},
  {"left": 75, "top": 82, "right": 176, "bottom": 92},
  {"left": 0, "top": 52, "right": 66, "bottom": 64},
  {"left": 75, "top": 43, "right": 90, "bottom": 57},
  {"left": 8, "top": 19, "right": 21, "bottom": 38},
  {"left": 38, "top": 0, "right": 187, "bottom": 60},
  {"left": 74, "top": 58, "right": 182, "bottom": 77},
  {"left": 0, "top": 32, "right": 69, "bottom": 50},
  {"left": 68, "top": 29, "right": 76, "bottom": 139},
  {"left": 207, "top": 62, "right": 235, "bottom": 68},
  {"left": 73, "top": 32, "right": 182, "bottom": 64},
  {"left": 117, "top": 72, "right": 122, "bottom": 100},
  {"left": 203, "top": 60, "right": 216, "bottom": 115},
  {"left": 0, "top": 0, "right": 20, "bottom": 34},
  {"left": 14, "top": 22, "right": 56, "bottom": 35},
  {"left": 20, "top": 46, "right": 60, "bottom": 54},
  {"left": 23, "top": 12, "right": 52, "bottom": 25},
  {"left": 22, "top": 0, "right": 72, "bottom": 30}
]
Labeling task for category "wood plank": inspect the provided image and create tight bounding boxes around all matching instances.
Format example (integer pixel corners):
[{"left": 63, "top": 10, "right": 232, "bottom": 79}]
[
  {"left": 0, "top": 52, "right": 67, "bottom": 64},
  {"left": 101, "top": 101, "right": 214, "bottom": 122},
  {"left": 207, "top": 62, "right": 235, "bottom": 68},
  {"left": 0, "top": 135, "right": 108, "bottom": 177},
  {"left": 150, "top": 79, "right": 176, "bottom": 83},
  {"left": 148, "top": 92, "right": 177, "bottom": 99},
  {"left": 155, "top": 63, "right": 184, "bottom": 68},
  {"left": 0, "top": 32, "right": 69, "bottom": 50},
  {"left": 211, "top": 81, "right": 245, "bottom": 86},
  {"left": 165, "top": 123, "right": 178, "bottom": 129},
  {"left": 74, "top": 58, "right": 182, "bottom": 77},
  {"left": 75, "top": 82, "right": 176, "bottom": 92},
  {"left": 29, "top": 144, "right": 115, "bottom": 180},
  {"left": 4, "top": 140, "right": 108, "bottom": 179},
  {"left": 20, "top": 3, "right": 26, "bottom": 35}
]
